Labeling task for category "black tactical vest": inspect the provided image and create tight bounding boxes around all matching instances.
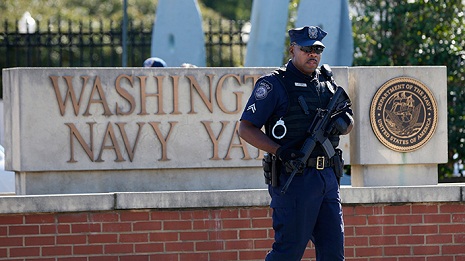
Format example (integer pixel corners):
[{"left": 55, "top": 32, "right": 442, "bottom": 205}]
[{"left": 266, "top": 67, "right": 336, "bottom": 153}]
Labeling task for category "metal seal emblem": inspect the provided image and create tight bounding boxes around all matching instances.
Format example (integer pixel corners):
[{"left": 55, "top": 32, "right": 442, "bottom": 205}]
[{"left": 370, "top": 77, "right": 438, "bottom": 152}]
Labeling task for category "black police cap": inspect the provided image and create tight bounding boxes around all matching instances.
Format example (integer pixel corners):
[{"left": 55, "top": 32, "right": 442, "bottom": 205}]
[{"left": 289, "top": 26, "right": 327, "bottom": 47}]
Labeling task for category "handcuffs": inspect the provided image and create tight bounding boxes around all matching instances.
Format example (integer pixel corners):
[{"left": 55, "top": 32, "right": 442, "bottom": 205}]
[{"left": 272, "top": 118, "right": 287, "bottom": 139}]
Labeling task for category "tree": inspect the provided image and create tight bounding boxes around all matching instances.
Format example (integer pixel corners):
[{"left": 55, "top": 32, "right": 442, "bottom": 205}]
[
  {"left": 350, "top": 0, "right": 465, "bottom": 178},
  {"left": 0, "top": 0, "right": 158, "bottom": 29},
  {"left": 201, "top": 0, "right": 252, "bottom": 21}
]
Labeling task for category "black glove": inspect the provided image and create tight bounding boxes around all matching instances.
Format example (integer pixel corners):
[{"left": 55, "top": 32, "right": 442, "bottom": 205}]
[
  {"left": 327, "top": 110, "right": 353, "bottom": 135},
  {"left": 276, "top": 145, "right": 305, "bottom": 173},
  {"left": 276, "top": 145, "right": 304, "bottom": 164}
]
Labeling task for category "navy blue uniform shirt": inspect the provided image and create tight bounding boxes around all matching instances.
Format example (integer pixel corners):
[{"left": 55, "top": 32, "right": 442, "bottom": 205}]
[
  {"left": 240, "top": 60, "right": 318, "bottom": 129},
  {"left": 240, "top": 62, "right": 291, "bottom": 128}
]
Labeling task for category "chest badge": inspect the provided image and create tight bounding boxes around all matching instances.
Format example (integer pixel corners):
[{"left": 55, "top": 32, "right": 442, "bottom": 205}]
[{"left": 295, "top": 82, "right": 307, "bottom": 87}]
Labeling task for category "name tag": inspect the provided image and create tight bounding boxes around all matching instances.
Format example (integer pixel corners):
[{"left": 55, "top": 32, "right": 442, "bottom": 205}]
[{"left": 295, "top": 82, "right": 307, "bottom": 87}]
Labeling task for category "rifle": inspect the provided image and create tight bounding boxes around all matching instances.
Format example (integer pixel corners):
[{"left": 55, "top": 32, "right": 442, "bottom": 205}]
[{"left": 281, "top": 67, "right": 351, "bottom": 194}]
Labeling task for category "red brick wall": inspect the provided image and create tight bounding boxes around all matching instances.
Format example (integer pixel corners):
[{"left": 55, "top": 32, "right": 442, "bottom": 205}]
[{"left": 0, "top": 203, "right": 464, "bottom": 261}]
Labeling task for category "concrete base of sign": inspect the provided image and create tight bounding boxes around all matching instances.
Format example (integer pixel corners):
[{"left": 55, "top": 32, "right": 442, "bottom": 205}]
[
  {"left": 15, "top": 168, "right": 265, "bottom": 195},
  {"left": 351, "top": 164, "right": 438, "bottom": 187}
]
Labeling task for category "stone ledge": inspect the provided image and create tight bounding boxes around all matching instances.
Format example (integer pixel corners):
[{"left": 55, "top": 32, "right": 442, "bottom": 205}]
[
  {"left": 116, "top": 189, "right": 270, "bottom": 209},
  {"left": 0, "top": 193, "right": 115, "bottom": 214},
  {"left": 341, "top": 184, "right": 465, "bottom": 204},
  {"left": 0, "top": 185, "right": 463, "bottom": 214}
]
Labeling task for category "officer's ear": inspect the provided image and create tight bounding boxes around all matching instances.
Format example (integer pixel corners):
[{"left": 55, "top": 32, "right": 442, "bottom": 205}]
[{"left": 289, "top": 44, "right": 296, "bottom": 56}]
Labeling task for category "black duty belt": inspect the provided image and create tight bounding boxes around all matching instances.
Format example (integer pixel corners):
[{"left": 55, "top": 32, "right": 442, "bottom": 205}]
[{"left": 307, "top": 156, "right": 334, "bottom": 170}]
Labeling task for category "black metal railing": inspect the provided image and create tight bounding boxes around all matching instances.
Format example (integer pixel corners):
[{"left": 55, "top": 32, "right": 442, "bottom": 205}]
[{"left": 0, "top": 18, "right": 249, "bottom": 96}]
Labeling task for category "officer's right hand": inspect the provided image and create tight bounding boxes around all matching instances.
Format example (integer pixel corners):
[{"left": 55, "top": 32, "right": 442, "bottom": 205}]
[{"left": 275, "top": 146, "right": 304, "bottom": 164}]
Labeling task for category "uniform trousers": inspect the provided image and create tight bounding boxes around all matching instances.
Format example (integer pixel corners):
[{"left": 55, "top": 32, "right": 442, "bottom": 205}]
[{"left": 265, "top": 167, "right": 344, "bottom": 261}]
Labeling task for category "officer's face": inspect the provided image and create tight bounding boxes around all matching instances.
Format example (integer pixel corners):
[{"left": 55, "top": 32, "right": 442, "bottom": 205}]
[{"left": 290, "top": 44, "right": 322, "bottom": 75}]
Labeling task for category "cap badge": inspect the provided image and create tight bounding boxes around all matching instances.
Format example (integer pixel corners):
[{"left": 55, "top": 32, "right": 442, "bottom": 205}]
[{"left": 308, "top": 27, "right": 318, "bottom": 39}]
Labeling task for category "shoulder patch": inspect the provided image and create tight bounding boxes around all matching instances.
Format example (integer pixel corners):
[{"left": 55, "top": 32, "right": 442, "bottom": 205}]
[{"left": 255, "top": 80, "right": 273, "bottom": 100}]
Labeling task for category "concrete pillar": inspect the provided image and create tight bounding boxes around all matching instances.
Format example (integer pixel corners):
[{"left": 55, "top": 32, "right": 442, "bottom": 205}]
[{"left": 349, "top": 66, "right": 447, "bottom": 186}]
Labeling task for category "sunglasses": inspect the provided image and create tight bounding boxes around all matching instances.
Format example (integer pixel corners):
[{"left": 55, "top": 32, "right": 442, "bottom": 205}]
[{"left": 298, "top": 45, "right": 324, "bottom": 54}]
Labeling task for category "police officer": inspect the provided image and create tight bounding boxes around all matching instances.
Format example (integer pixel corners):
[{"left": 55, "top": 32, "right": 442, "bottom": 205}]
[
  {"left": 239, "top": 26, "right": 354, "bottom": 261},
  {"left": 143, "top": 57, "right": 167, "bottom": 67}
]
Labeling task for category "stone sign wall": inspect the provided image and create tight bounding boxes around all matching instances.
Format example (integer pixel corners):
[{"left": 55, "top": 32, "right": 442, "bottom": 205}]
[
  {"left": 5, "top": 68, "right": 264, "bottom": 171},
  {"left": 2, "top": 66, "right": 447, "bottom": 194},
  {"left": 3, "top": 67, "right": 349, "bottom": 194}
]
